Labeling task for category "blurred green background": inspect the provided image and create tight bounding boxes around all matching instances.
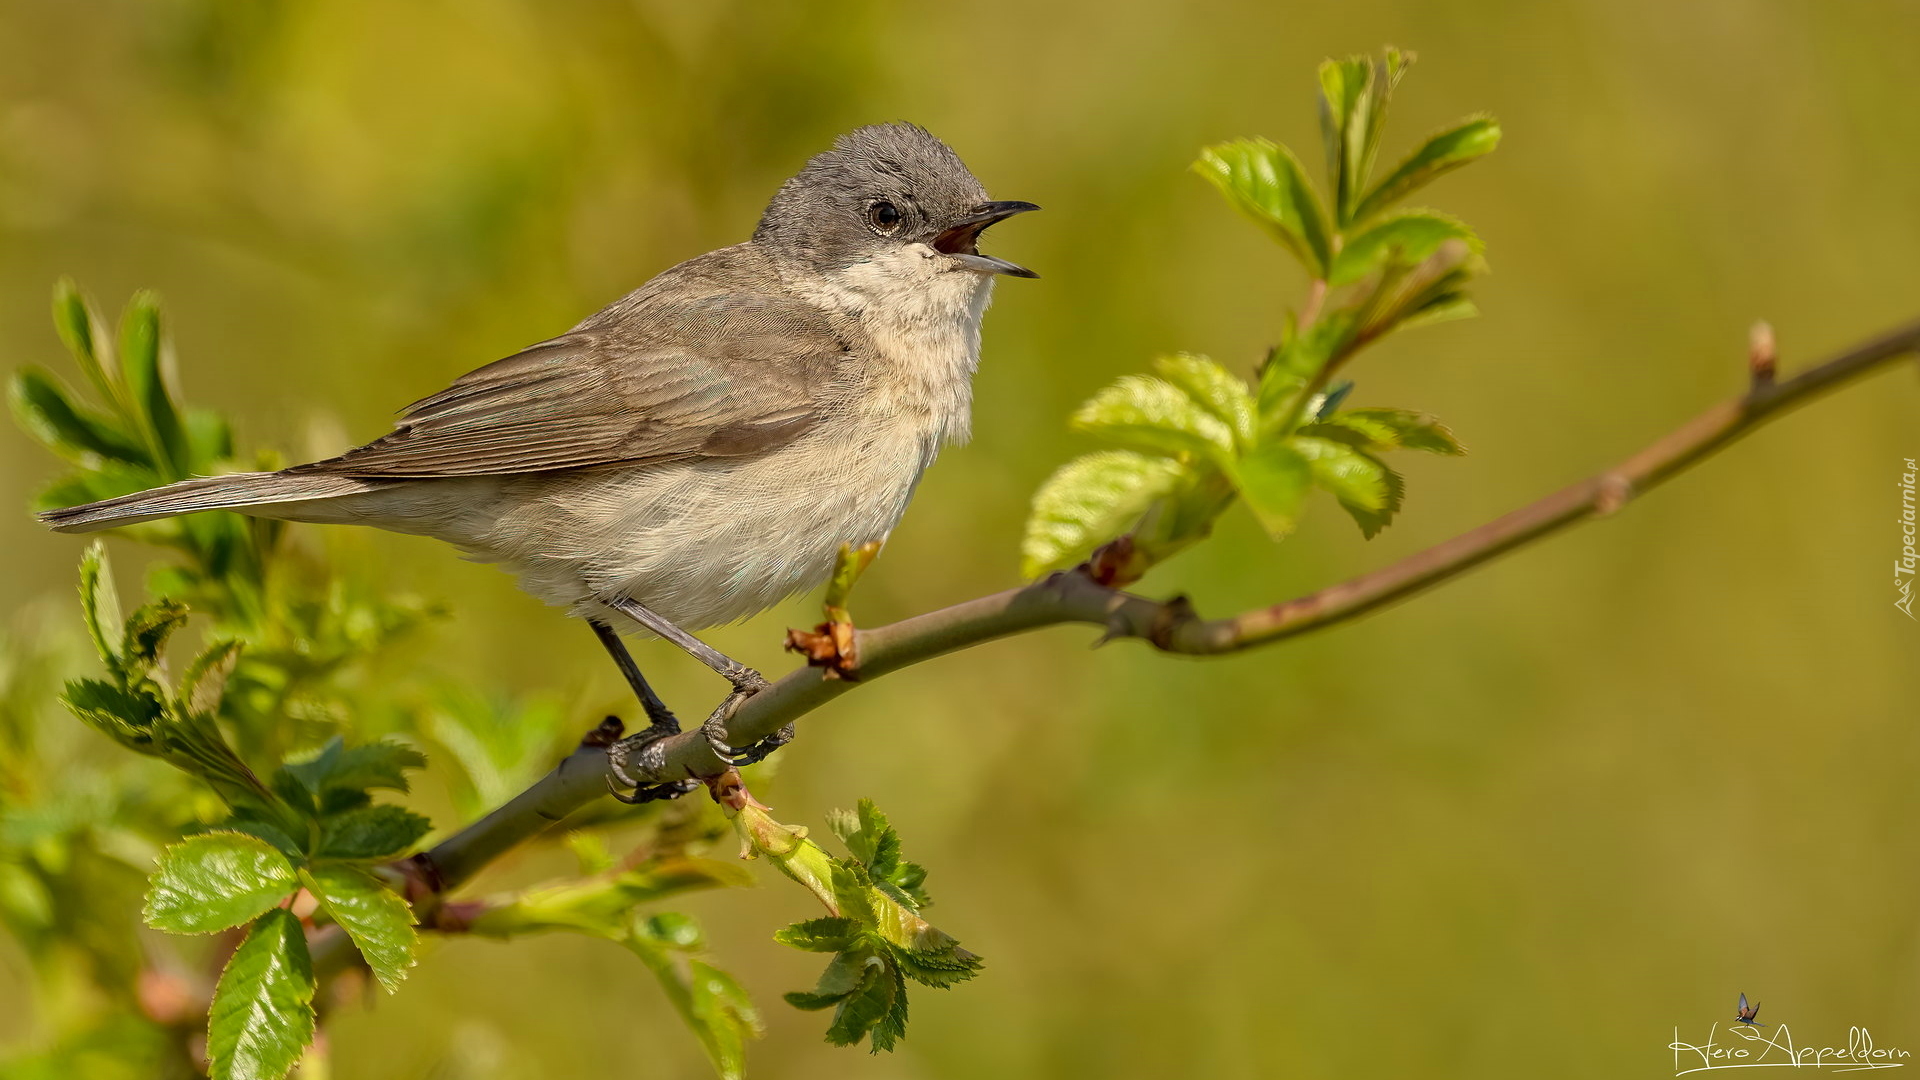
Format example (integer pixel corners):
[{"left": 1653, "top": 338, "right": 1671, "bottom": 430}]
[{"left": 2, "top": 1, "right": 1917, "bottom": 1076}]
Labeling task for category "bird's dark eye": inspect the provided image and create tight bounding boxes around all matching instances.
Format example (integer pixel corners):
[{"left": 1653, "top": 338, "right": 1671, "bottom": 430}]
[{"left": 867, "top": 201, "right": 903, "bottom": 233}]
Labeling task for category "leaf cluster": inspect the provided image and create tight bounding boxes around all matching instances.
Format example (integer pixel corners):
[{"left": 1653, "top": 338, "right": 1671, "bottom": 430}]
[
  {"left": 1023, "top": 48, "right": 1494, "bottom": 582},
  {"left": 742, "top": 799, "right": 981, "bottom": 1053},
  {"left": 66, "top": 545, "right": 429, "bottom": 1079}
]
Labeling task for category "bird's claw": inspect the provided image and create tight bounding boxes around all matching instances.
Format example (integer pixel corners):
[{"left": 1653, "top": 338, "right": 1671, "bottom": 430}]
[
  {"left": 697, "top": 682, "right": 793, "bottom": 769},
  {"left": 606, "top": 720, "right": 699, "bottom": 803}
]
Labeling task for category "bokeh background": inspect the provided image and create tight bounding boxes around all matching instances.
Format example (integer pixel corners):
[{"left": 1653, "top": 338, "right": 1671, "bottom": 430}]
[{"left": 3, "top": 1, "right": 1917, "bottom": 1077}]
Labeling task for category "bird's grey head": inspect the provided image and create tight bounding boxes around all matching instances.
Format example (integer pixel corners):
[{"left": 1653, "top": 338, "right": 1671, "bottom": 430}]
[{"left": 752, "top": 123, "right": 1039, "bottom": 282}]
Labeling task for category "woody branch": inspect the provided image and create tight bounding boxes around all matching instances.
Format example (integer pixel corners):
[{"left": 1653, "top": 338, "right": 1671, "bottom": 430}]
[{"left": 413, "top": 314, "right": 1920, "bottom": 895}]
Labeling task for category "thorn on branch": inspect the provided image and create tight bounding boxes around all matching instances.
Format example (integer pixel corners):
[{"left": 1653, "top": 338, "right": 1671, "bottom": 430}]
[
  {"left": 1594, "top": 474, "right": 1635, "bottom": 516},
  {"left": 1749, "top": 321, "right": 1777, "bottom": 389},
  {"left": 784, "top": 620, "right": 861, "bottom": 680},
  {"left": 1087, "top": 535, "right": 1144, "bottom": 587},
  {"left": 1147, "top": 594, "right": 1200, "bottom": 651},
  {"left": 580, "top": 716, "right": 625, "bottom": 748}
]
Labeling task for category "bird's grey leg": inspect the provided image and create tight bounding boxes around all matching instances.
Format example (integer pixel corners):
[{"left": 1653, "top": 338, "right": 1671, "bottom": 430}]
[
  {"left": 600, "top": 596, "right": 790, "bottom": 770},
  {"left": 590, "top": 619, "right": 699, "bottom": 803}
]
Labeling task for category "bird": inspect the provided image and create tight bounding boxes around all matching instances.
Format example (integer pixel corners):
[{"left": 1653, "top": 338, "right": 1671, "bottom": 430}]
[
  {"left": 40, "top": 123, "right": 1039, "bottom": 801},
  {"left": 1735, "top": 993, "right": 1765, "bottom": 1026}
]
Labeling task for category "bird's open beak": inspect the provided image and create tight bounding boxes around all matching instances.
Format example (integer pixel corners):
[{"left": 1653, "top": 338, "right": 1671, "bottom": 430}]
[{"left": 934, "top": 200, "right": 1040, "bottom": 278}]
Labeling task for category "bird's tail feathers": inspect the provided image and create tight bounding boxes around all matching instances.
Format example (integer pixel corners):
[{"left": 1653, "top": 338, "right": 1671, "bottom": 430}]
[{"left": 38, "top": 471, "right": 377, "bottom": 533}]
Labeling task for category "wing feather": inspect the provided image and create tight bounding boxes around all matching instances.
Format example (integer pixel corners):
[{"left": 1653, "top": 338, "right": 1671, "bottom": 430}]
[{"left": 296, "top": 286, "right": 854, "bottom": 479}]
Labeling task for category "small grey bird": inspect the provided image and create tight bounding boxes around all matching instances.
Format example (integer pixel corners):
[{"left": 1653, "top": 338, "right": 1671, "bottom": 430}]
[{"left": 42, "top": 123, "right": 1037, "bottom": 799}]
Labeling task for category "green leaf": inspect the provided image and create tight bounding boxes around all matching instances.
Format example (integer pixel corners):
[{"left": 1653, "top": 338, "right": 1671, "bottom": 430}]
[
  {"left": 76, "top": 543, "right": 122, "bottom": 668},
  {"left": 1071, "top": 374, "right": 1235, "bottom": 460},
  {"left": 1318, "top": 57, "right": 1370, "bottom": 217},
  {"left": 118, "top": 292, "right": 188, "bottom": 478},
  {"left": 884, "top": 939, "right": 982, "bottom": 989},
  {"left": 1330, "top": 210, "right": 1480, "bottom": 286},
  {"left": 1306, "top": 408, "right": 1465, "bottom": 455},
  {"left": 52, "top": 277, "right": 119, "bottom": 410},
  {"left": 62, "top": 677, "right": 163, "bottom": 752},
  {"left": 1352, "top": 115, "right": 1501, "bottom": 224},
  {"left": 1226, "top": 441, "right": 1313, "bottom": 539},
  {"left": 180, "top": 639, "right": 243, "bottom": 717},
  {"left": 315, "top": 805, "right": 433, "bottom": 860},
  {"left": 827, "top": 799, "right": 930, "bottom": 910},
  {"left": 1293, "top": 436, "right": 1405, "bottom": 538},
  {"left": 223, "top": 817, "right": 306, "bottom": 861},
  {"left": 684, "top": 957, "right": 760, "bottom": 1078},
  {"left": 824, "top": 956, "right": 903, "bottom": 1051},
  {"left": 1021, "top": 451, "right": 1192, "bottom": 577},
  {"left": 207, "top": 909, "right": 314, "bottom": 1080},
  {"left": 1151, "top": 354, "right": 1256, "bottom": 449},
  {"left": 120, "top": 600, "right": 188, "bottom": 673},
  {"left": 8, "top": 369, "right": 147, "bottom": 463},
  {"left": 1193, "top": 138, "right": 1333, "bottom": 275},
  {"left": 784, "top": 988, "right": 852, "bottom": 1011},
  {"left": 619, "top": 914, "right": 762, "bottom": 1079},
  {"left": 282, "top": 737, "right": 426, "bottom": 799},
  {"left": 1318, "top": 48, "right": 1413, "bottom": 224},
  {"left": 775, "top": 916, "right": 865, "bottom": 953},
  {"left": 144, "top": 832, "right": 298, "bottom": 935},
  {"left": 301, "top": 864, "right": 416, "bottom": 993}
]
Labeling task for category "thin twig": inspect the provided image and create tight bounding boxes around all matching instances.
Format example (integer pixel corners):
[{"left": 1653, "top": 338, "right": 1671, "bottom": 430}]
[{"left": 414, "top": 315, "right": 1920, "bottom": 895}]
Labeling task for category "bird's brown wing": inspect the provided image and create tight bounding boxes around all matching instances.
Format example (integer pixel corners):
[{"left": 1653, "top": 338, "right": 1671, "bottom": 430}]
[{"left": 295, "top": 293, "right": 855, "bottom": 478}]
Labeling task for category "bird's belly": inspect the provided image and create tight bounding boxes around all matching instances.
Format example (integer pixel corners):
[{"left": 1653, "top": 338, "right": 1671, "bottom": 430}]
[{"left": 400, "top": 420, "right": 937, "bottom": 631}]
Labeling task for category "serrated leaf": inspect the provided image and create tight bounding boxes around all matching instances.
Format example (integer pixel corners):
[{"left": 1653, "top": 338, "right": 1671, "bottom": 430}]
[
  {"left": 145, "top": 832, "right": 298, "bottom": 935},
  {"left": 1151, "top": 354, "right": 1256, "bottom": 449},
  {"left": 76, "top": 543, "right": 122, "bottom": 667},
  {"left": 1071, "top": 374, "right": 1234, "bottom": 460},
  {"left": 9, "top": 368, "right": 146, "bottom": 463},
  {"left": 1330, "top": 210, "right": 1481, "bottom": 286},
  {"left": 1021, "top": 451, "right": 1192, "bottom": 577},
  {"left": 884, "top": 940, "right": 982, "bottom": 989},
  {"left": 63, "top": 677, "right": 162, "bottom": 751},
  {"left": 181, "top": 639, "right": 243, "bottom": 717},
  {"left": 1318, "top": 57, "right": 1371, "bottom": 218},
  {"left": 824, "top": 956, "right": 900, "bottom": 1050},
  {"left": 282, "top": 737, "right": 426, "bottom": 799},
  {"left": 315, "top": 805, "right": 432, "bottom": 860},
  {"left": 784, "top": 988, "right": 852, "bottom": 1011},
  {"left": 775, "top": 916, "right": 864, "bottom": 953},
  {"left": 302, "top": 864, "right": 416, "bottom": 993},
  {"left": 1293, "top": 436, "right": 1405, "bottom": 538},
  {"left": 52, "top": 277, "right": 119, "bottom": 410},
  {"left": 1307, "top": 408, "right": 1465, "bottom": 455},
  {"left": 120, "top": 601, "right": 188, "bottom": 672},
  {"left": 1353, "top": 115, "right": 1501, "bottom": 223},
  {"left": 1226, "top": 442, "right": 1313, "bottom": 539},
  {"left": 827, "top": 862, "right": 879, "bottom": 927},
  {"left": 223, "top": 817, "right": 306, "bottom": 861},
  {"left": 1398, "top": 294, "right": 1479, "bottom": 331},
  {"left": 119, "top": 292, "right": 188, "bottom": 478},
  {"left": 1193, "top": 138, "right": 1333, "bottom": 275},
  {"left": 208, "top": 909, "right": 314, "bottom": 1080}
]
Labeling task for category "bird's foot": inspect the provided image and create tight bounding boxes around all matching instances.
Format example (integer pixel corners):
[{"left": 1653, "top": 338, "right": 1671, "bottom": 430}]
[
  {"left": 696, "top": 669, "right": 791, "bottom": 768},
  {"left": 606, "top": 716, "right": 699, "bottom": 805}
]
